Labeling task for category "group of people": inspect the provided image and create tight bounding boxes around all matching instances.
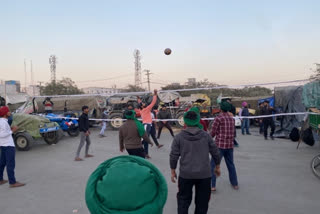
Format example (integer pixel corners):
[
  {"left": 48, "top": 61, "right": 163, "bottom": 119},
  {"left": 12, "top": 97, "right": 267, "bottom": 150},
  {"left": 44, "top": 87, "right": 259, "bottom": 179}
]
[
  {"left": 0, "top": 92, "right": 277, "bottom": 214},
  {"left": 76, "top": 89, "right": 176, "bottom": 160},
  {"left": 117, "top": 90, "right": 240, "bottom": 213},
  {"left": 239, "top": 99, "right": 276, "bottom": 140},
  {"left": 119, "top": 89, "right": 174, "bottom": 159}
]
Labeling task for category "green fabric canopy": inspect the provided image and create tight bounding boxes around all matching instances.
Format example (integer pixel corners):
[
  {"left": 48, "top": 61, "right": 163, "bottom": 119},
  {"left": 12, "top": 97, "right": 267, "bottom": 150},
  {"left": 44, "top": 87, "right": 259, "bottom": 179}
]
[
  {"left": 124, "top": 110, "right": 145, "bottom": 137},
  {"left": 85, "top": 156, "right": 168, "bottom": 214}
]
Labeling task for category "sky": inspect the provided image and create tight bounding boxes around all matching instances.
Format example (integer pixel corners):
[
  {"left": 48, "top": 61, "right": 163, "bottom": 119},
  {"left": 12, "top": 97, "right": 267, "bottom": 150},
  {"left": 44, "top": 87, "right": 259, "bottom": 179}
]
[{"left": 0, "top": 0, "right": 319, "bottom": 90}]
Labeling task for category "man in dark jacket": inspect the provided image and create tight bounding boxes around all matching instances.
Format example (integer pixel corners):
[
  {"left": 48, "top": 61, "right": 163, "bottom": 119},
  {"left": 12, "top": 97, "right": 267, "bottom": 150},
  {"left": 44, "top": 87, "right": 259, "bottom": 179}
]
[
  {"left": 170, "top": 108, "right": 221, "bottom": 214},
  {"left": 260, "top": 100, "right": 275, "bottom": 140},
  {"left": 119, "top": 110, "right": 153, "bottom": 158},
  {"left": 157, "top": 105, "right": 174, "bottom": 138},
  {"left": 75, "top": 106, "right": 94, "bottom": 161},
  {"left": 258, "top": 102, "right": 264, "bottom": 134}
]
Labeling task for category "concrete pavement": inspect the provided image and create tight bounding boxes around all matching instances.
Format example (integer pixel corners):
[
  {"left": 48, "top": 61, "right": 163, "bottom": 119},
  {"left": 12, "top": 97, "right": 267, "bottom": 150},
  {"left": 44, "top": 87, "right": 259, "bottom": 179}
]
[{"left": 0, "top": 127, "right": 319, "bottom": 214}]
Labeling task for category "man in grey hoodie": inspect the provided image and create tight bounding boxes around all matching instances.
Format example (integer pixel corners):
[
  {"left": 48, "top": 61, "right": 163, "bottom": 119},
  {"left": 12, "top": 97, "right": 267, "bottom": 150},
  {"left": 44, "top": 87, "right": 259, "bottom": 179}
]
[{"left": 170, "top": 107, "right": 221, "bottom": 214}]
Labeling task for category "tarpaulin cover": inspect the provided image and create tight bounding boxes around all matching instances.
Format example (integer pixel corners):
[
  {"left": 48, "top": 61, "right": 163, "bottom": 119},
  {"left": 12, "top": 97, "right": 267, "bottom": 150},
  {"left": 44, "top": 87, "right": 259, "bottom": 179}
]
[
  {"left": 158, "top": 91, "right": 181, "bottom": 103},
  {"left": 302, "top": 81, "right": 320, "bottom": 109},
  {"left": 258, "top": 97, "right": 275, "bottom": 107},
  {"left": 179, "top": 94, "right": 211, "bottom": 106},
  {"left": 11, "top": 113, "right": 58, "bottom": 138},
  {"left": 19, "top": 96, "right": 106, "bottom": 118},
  {"left": 274, "top": 86, "right": 306, "bottom": 137}
]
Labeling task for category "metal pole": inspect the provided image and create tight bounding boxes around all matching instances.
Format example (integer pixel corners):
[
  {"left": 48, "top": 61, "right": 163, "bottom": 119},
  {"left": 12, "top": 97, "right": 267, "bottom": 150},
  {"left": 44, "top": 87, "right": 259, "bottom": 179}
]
[
  {"left": 144, "top": 70, "right": 152, "bottom": 91},
  {"left": 24, "top": 59, "right": 27, "bottom": 92},
  {"left": 4, "top": 81, "right": 6, "bottom": 105}
]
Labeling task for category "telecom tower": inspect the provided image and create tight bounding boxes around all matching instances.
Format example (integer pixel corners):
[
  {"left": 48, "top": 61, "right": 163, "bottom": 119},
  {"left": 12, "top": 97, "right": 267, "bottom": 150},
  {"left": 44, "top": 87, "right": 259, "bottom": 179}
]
[
  {"left": 133, "top": 50, "right": 142, "bottom": 87},
  {"left": 49, "top": 55, "right": 57, "bottom": 83}
]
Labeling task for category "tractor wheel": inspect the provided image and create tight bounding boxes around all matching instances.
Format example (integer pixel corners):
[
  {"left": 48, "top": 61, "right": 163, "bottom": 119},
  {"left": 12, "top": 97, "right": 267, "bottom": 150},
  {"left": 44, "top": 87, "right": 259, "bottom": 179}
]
[
  {"left": 14, "top": 132, "right": 34, "bottom": 151},
  {"left": 44, "top": 131, "right": 59, "bottom": 145},
  {"left": 175, "top": 112, "right": 185, "bottom": 128},
  {"left": 109, "top": 113, "right": 124, "bottom": 130},
  {"left": 67, "top": 126, "right": 80, "bottom": 137}
]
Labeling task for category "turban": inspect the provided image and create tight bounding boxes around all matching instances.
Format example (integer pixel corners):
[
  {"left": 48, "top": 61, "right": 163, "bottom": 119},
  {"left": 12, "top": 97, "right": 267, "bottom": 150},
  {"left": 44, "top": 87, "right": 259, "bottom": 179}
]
[
  {"left": 242, "top": 102, "right": 248, "bottom": 107},
  {"left": 220, "top": 101, "right": 231, "bottom": 112},
  {"left": 183, "top": 107, "right": 203, "bottom": 129},
  {"left": 0, "top": 106, "right": 9, "bottom": 117},
  {"left": 85, "top": 155, "right": 168, "bottom": 214}
]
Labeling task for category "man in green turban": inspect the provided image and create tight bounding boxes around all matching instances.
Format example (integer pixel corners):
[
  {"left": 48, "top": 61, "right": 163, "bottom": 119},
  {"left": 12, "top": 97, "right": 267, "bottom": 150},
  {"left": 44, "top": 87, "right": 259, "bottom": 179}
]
[
  {"left": 86, "top": 155, "right": 168, "bottom": 214},
  {"left": 170, "top": 108, "right": 221, "bottom": 214},
  {"left": 119, "top": 110, "right": 153, "bottom": 158}
]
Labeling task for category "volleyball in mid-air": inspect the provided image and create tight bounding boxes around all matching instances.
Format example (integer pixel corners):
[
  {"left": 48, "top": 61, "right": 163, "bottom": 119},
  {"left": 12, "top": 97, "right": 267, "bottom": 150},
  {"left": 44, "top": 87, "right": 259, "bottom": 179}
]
[{"left": 164, "top": 48, "right": 172, "bottom": 55}]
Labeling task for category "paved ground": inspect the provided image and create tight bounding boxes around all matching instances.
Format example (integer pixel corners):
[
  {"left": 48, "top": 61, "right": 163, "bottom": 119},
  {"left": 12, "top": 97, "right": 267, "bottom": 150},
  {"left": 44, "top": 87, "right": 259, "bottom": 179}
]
[{"left": 0, "top": 127, "right": 320, "bottom": 214}]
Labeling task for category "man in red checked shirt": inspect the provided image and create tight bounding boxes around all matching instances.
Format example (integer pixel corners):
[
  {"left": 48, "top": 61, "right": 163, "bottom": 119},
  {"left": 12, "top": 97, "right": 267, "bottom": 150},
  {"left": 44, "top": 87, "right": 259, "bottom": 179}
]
[{"left": 210, "top": 101, "right": 239, "bottom": 191}]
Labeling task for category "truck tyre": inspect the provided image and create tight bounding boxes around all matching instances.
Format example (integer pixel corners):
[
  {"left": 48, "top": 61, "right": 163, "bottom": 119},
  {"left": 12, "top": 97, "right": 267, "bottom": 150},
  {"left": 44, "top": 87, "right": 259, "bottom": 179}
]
[
  {"left": 109, "top": 113, "right": 124, "bottom": 130},
  {"left": 44, "top": 131, "right": 59, "bottom": 145},
  {"left": 175, "top": 112, "right": 185, "bottom": 128},
  {"left": 14, "top": 132, "right": 34, "bottom": 151},
  {"left": 67, "top": 126, "right": 80, "bottom": 137}
]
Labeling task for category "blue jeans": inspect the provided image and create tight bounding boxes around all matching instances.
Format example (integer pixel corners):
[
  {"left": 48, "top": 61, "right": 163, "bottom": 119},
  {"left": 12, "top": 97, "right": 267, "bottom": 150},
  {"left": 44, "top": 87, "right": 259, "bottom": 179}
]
[
  {"left": 241, "top": 118, "right": 250, "bottom": 134},
  {"left": 211, "top": 149, "right": 238, "bottom": 187},
  {"left": 0, "top": 146, "right": 16, "bottom": 184},
  {"left": 142, "top": 124, "right": 152, "bottom": 155}
]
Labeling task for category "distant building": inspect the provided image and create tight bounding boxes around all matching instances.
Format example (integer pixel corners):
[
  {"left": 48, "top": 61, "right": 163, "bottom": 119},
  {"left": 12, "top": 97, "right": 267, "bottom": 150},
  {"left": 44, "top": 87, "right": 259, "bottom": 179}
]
[
  {"left": 171, "top": 82, "right": 181, "bottom": 87},
  {"left": 0, "top": 79, "right": 19, "bottom": 95},
  {"left": 187, "top": 78, "right": 196, "bottom": 86},
  {"left": 26, "top": 85, "right": 41, "bottom": 96},
  {"left": 0, "top": 84, "right": 17, "bottom": 95},
  {"left": 82, "top": 87, "right": 123, "bottom": 95},
  {"left": 5, "top": 80, "right": 21, "bottom": 93}
]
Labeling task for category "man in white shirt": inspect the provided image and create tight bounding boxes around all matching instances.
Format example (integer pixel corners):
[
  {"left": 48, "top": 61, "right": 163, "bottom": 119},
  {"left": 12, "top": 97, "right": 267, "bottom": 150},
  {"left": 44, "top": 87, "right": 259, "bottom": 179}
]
[{"left": 0, "top": 106, "right": 25, "bottom": 188}]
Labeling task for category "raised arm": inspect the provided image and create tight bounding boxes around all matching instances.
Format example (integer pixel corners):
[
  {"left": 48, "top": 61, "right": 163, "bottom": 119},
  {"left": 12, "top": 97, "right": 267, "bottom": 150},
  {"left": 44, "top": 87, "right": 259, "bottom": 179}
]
[{"left": 145, "top": 90, "right": 158, "bottom": 112}]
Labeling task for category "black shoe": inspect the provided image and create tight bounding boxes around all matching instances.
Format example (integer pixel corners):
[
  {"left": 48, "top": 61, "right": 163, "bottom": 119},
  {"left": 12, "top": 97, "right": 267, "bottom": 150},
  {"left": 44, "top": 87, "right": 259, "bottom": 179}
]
[
  {"left": 247, "top": 133, "right": 251, "bottom": 135},
  {"left": 271, "top": 136, "right": 274, "bottom": 140},
  {"left": 265, "top": 137, "right": 268, "bottom": 140}
]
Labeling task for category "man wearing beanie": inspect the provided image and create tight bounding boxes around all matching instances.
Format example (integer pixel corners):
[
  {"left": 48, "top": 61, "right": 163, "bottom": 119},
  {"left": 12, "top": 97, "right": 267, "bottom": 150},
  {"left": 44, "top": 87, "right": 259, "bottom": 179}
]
[
  {"left": 211, "top": 101, "right": 239, "bottom": 191},
  {"left": 85, "top": 156, "right": 168, "bottom": 214},
  {"left": 119, "top": 110, "right": 153, "bottom": 158},
  {"left": 170, "top": 107, "right": 221, "bottom": 214},
  {"left": 0, "top": 106, "right": 25, "bottom": 188}
]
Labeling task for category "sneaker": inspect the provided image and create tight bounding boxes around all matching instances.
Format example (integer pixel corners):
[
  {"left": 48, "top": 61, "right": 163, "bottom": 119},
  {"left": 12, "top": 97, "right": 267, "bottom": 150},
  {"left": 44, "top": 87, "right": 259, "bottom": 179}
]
[
  {"left": 74, "top": 157, "right": 84, "bottom": 161},
  {"left": 247, "top": 133, "right": 251, "bottom": 135},
  {"left": 85, "top": 154, "right": 94, "bottom": 158},
  {"left": 0, "top": 180, "right": 8, "bottom": 185},
  {"left": 233, "top": 185, "right": 239, "bottom": 190},
  {"left": 157, "top": 144, "right": 164, "bottom": 149},
  {"left": 99, "top": 134, "right": 106, "bottom": 138},
  {"left": 10, "top": 182, "right": 25, "bottom": 188}
]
